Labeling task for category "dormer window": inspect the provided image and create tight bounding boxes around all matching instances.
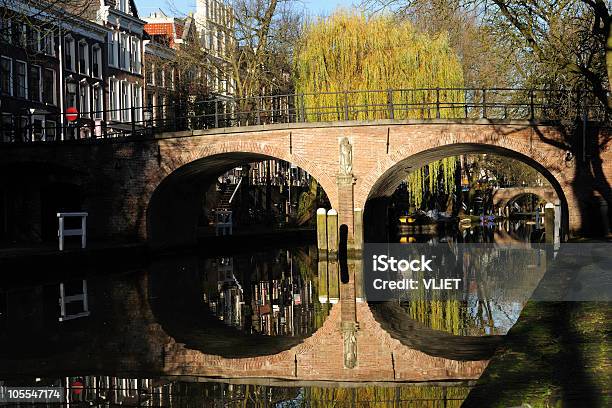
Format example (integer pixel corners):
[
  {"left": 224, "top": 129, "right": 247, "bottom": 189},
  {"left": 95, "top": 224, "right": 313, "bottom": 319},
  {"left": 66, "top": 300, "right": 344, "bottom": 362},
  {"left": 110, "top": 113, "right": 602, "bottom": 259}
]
[{"left": 118, "top": 0, "right": 129, "bottom": 13}]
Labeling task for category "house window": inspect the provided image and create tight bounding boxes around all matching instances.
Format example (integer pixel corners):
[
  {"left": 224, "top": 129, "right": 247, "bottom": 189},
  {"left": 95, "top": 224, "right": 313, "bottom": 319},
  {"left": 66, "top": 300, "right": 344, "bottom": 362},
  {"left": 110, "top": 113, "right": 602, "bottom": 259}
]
[
  {"left": 79, "top": 81, "right": 90, "bottom": 115},
  {"left": 29, "top": 65, "right": 41, "bottom": 102},
  {"left": 146, "top": 62, "right": 153, "bottom": 85},
  {"left": 92, "top": 45, "right": 102, "bottom": 78},
  {"left": 14, "top": 60, "right": 27, "bottom": 98},
  {"left": 1, "top": 113, "right": 13, "bottom": 142},
  {"left": 43, "top": 68, "right": 56, "bottom": 105},
  {"left": 132, "top": 83, "right": 142, "bottom": 123},
  {"left": 0, "top": 18, "right": 11, "bottom": 45},
  {"left": 0, "top": 57, "right": 12, "bottom": 96},
  {"left": 45, "top": 120, "right": 56, "bottom": 141},
  {"left": 119, "top": 33, "right": 129, "bottom": 70},
  {"left": 65, "top": 36, "right": 75, "bottom": 71},
  {"left": 78, "top": 41, "right": 89, "bottom": 75},
  {"left": 109, "top": 78, "right": 118, "bottom": 121},
  {"left": 120, "top": 81, "right": 130, "bottom": 122},
  {"left": 13, "top": 23, "right": 25, "bottom": 47},
  {"left": 108, "top": 32, "right": 118, "bottom": 67},
  {"left": 118, "top": 0, "right": 129, "bottom": 13},
  {"left": 41, "top": 30, "right": 55, "bottom": 55},
  {"left": 156, "top": 68, "right": 163, "bottom": 88},
  {"left": 93, "top": 84, "right": 103, "bottom": 119},
  {"left": 131, "top": 36, "right": 141, "bottom": 74},
  {"left": 66, "top": 81, "right": 77, "bottom": 108},
  {"left": 169, "top": 68, "right": 174, "bottom": 90}
]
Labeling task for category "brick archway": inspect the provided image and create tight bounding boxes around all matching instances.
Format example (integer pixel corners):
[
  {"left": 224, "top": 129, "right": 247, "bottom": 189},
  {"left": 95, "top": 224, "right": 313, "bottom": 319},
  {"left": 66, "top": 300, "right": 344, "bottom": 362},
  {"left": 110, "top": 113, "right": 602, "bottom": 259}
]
[
  {"left": 357, "top": 137, "right": 573, "bottom": 236},
  {"left": 146, "top": 139, "right": 337, "bottom": 247},
  {"left": 492, "top": 186, "right": 559, "bottom": 209}
]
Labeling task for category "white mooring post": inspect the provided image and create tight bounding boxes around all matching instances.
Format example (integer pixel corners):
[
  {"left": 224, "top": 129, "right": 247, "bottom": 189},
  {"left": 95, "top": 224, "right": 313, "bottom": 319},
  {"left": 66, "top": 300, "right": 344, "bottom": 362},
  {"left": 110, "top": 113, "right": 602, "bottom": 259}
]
[{"left": 57, "top": 212, "right": 88, "bottom": 251}]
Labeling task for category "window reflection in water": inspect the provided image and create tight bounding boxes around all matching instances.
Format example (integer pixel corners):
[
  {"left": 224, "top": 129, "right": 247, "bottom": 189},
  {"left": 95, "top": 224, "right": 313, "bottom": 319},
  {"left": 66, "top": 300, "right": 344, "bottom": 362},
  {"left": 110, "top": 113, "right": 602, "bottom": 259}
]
[{"left": 203, "top": 249, "right": 321, "bottom": 337}]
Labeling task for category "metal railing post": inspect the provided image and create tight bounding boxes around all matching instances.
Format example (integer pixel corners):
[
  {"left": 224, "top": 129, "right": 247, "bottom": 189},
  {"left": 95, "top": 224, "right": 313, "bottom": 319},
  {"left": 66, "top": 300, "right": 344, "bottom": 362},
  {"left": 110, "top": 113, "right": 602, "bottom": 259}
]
[
  {"left": 387, "top": 89, "right": 394, "bottom": 119},
  {"left": 214, "top": 99, "right": 219, "bottom": 128},
  {"left": 131, "top": 106, "right": 136, "bottom": 135},
  {"left": 529, "top": 89, "right": 535, "bottom": 120},
  {"left": 256, "top": 96, "right": 261, "bottom": 125},
  {"left": 300, "top": 93, "right": 306, "bottom": 122},
  {"left": 482, "top": 89, "right": 487, "bottom": 119},
  {"left": 436, "top": 87, "right": 441, "bottom": 119},
  {"left": 343, "top": 91, "right": 349, "bottom": 121}
]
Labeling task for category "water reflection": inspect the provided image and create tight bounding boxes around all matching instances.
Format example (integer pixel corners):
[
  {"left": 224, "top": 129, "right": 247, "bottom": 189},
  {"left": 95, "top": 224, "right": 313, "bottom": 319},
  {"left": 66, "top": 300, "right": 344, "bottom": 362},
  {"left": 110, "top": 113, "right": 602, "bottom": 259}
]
[
  {"left": 0, "top": 376, "right": 473, "bottom": 407},
  {"left": 202, "top": 250, "right": 320, "bottom": 336},
  {"left": 396, "top": 220, "right": 544, "bottom": 336}
]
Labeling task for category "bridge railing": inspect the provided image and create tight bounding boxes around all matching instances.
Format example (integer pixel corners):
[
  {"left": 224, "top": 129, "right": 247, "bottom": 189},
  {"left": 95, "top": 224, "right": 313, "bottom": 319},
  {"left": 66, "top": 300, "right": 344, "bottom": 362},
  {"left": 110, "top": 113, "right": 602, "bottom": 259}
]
[{"left": 0, "top": 88, "right": 607, "bottom": 143}]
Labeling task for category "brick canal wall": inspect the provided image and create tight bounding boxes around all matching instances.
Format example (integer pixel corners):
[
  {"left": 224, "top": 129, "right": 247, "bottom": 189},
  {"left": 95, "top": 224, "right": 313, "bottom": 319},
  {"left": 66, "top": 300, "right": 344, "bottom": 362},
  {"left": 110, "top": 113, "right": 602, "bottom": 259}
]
[{"left": 0, "top": 120, "right": 610, "bottom": 244}]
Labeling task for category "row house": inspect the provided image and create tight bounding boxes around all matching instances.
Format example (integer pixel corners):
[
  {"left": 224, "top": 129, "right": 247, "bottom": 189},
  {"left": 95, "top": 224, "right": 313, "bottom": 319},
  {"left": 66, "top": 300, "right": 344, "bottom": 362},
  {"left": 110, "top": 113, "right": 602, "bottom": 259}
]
[
  {"left": 0, "top": 5, "right": 109, "bottom": 141},
  {"left": 0, "top": 0, "right": 146, "bottom": 141},
  {"left": 83, "top": 0, "right": 146, "bottom": 134}
]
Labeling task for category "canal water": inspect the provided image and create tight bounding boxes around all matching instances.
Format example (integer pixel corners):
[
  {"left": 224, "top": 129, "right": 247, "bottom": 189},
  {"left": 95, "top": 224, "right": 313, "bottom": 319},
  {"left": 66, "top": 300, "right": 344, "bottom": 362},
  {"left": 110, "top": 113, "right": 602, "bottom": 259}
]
[{"left": 0, "top": 221, "right": 539, "bottom": 407}]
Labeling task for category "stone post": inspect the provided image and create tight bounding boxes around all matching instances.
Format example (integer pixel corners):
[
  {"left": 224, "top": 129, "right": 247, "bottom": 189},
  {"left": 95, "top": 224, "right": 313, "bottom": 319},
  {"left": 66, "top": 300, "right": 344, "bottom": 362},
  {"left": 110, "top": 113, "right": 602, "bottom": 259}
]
[
  {"left": 326, "top": 209, "right": 338, "bottom": 256},
  {"left": 316, "top": 208, "right": 328, "bottom": 255},
  {"left": 545, "top": 202, "right": 555, "bottom": 244},
  {"left": 353, "top": 208, "right": 363, "bottom": 255}
]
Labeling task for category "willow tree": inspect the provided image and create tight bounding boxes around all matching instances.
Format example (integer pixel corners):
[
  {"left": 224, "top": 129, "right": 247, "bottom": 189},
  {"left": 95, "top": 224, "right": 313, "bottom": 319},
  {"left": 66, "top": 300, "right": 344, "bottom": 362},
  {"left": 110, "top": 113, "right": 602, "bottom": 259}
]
[{"left": 294, "top": 11, "right": 464, "bottom": 207}]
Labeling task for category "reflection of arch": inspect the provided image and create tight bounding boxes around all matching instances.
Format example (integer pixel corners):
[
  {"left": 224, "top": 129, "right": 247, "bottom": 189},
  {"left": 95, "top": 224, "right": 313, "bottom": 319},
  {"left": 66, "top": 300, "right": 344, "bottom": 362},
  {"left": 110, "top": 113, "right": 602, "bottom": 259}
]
[
  {"left": 147, "top": 256, "right": 321, "bottom": 357},
  {"left": 361, "top": 143, "right": 570, "bottom": 238},
  {"left": 369, "top": 302, "right": 503, "bottom": 361},
  {"left": 147, "top": 141, "right": 335, "bottom": 247}
]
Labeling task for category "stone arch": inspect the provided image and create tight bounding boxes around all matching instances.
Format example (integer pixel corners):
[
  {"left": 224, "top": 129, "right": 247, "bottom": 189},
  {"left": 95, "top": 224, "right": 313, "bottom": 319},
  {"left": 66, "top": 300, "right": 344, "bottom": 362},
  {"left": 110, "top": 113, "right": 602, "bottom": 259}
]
[
  {"left": 357, "top": 136, "right": 573, "bottom": 237},
  {"left": 146, "top": 139, "right": 337, "bottom": 247},
  {"left": 492, "top": 187, "right": 559, "bottom": 210}
]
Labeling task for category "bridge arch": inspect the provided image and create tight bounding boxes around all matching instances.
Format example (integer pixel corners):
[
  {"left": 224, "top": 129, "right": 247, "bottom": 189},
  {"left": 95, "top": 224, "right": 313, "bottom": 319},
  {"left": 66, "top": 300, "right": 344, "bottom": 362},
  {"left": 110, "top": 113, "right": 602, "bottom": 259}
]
[
  {"left": 147, "top": 139, "right": 336, "bottom": 247},
  {"left": 492, "top": 187, "right": 559, "bottom": 211},
  {"left": 358, "top": 139, "right": 572, "bottom": 238}
]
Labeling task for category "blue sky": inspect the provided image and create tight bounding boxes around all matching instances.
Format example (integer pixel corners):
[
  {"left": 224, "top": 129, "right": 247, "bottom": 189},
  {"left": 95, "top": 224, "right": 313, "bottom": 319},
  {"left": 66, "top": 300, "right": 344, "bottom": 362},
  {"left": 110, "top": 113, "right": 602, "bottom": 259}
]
[{"left": 135, "top": 0, "right": 356, "bottom": 19}]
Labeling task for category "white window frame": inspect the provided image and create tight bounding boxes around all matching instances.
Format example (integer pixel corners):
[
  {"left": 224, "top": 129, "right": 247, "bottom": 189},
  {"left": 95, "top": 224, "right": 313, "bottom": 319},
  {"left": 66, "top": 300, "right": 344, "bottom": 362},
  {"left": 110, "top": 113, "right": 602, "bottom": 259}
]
[
  {"left": 108, "top": 32, "right": 118, "bottom": 68},
  {"left": 93, "top": 83, "right": 103, "bottom": 119},
  {"left": 78, "top": 40, "right": 89, "bottom": 76},
  {"left": 120, "top": 80, "right": 131, "bottom": 122},
  {"left": 132, "top": 83, "right": 142, "bottom": 123},
  {"left": 1, "top": 56, "right": 13, "bottom": 96},
  {"left": 109, "top": 77, "right": 119, "bottom": 121},
  {"left": 14, "top": 59, "right": 27, "bottom": 99},
  {"left": 64, "top": 35, "right": 76, "bottom": 72}
]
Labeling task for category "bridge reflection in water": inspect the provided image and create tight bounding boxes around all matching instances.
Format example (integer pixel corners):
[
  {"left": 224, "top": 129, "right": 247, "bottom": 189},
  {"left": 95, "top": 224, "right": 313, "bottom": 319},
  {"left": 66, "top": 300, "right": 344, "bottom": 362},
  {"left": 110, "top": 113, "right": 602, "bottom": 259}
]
[{"left": 0, "top": 224, "right": 548, "bottom": 406}]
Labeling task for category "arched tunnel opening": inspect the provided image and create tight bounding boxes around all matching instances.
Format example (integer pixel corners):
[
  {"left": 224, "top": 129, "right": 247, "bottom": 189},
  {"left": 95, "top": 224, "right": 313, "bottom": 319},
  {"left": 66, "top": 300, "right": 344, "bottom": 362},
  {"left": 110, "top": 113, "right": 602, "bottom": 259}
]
[
  {"left": 147, "top": 153, "right": 331, "bottom": 248},
  {"left": 363, "top": 144, "right": 566, "bottom": 340},
  {"left": 363, "top": 144, "right": 566, "bottom": 244}
]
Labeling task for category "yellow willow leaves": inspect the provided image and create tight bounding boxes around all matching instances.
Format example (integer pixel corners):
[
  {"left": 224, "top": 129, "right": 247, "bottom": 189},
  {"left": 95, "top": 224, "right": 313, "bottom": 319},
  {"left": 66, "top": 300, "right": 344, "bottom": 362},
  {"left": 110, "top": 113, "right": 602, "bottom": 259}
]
[
  {"left": 407, "top": 157, "right": 457, "bottom": 209},
  {"left": 294, "top": 11, "right": 465, "bottom": 121},
  {"left": 295, "top": 12, "right": 462, "bottom": 202}
]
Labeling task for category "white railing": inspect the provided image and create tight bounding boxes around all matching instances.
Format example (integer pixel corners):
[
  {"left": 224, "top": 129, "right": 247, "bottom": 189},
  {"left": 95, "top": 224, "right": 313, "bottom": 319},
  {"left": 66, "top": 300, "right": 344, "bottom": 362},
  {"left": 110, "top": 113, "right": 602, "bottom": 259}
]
[{"left": 57, "top": 212, "right": 88, "bottom": 251}]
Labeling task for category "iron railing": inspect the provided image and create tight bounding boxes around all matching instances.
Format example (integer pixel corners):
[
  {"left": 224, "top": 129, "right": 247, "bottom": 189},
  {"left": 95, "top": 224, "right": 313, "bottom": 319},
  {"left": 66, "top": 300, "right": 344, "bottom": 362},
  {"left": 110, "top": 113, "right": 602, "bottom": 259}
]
[{"left": 0, "top": 87, "right": 607, "bottom": 143}]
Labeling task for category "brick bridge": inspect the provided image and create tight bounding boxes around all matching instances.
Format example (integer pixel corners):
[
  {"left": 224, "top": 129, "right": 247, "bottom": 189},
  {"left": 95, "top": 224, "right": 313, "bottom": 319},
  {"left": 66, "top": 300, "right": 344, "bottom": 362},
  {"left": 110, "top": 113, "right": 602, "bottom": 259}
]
[
  {"left": 492, "top": 186, "right": 559, "bottom": 209},
  {"left": 0, "top": 119, "right": 610, "bottom": 245}
]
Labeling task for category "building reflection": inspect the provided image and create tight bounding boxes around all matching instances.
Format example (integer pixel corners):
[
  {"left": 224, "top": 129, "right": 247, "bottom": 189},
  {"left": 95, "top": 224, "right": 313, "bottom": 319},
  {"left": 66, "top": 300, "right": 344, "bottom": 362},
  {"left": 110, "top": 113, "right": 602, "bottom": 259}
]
[
  {"left": 203, "top": 250, "right": 319, "bottom": 336},
  {"left": 10, "top": 375, "right": 471, "bottom": 407}
]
